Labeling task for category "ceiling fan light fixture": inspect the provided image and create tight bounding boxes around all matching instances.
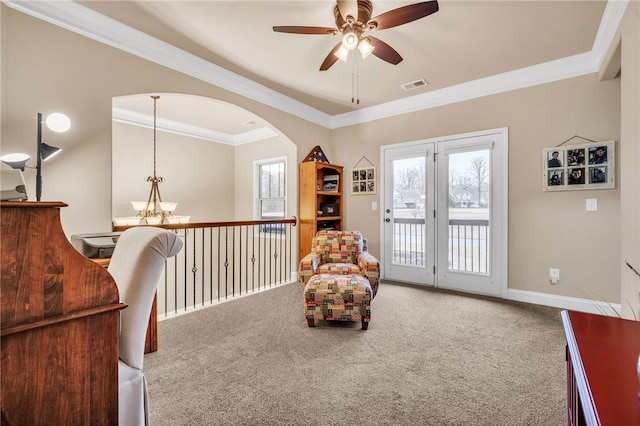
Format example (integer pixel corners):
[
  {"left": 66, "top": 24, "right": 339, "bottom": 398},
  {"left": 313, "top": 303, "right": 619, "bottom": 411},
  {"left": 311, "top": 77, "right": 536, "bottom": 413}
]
[
  {"left": 274, "top": 0, "right": 440, "bottom": 71},
  {"left": 358, "top": 38, "right": 375, "bottom": 59},
  {"left": 335, "top": 45, "right": 350, "bottom": 62},
  {"left": 342, "top": 30, "right": 359, "bottom": 50}
]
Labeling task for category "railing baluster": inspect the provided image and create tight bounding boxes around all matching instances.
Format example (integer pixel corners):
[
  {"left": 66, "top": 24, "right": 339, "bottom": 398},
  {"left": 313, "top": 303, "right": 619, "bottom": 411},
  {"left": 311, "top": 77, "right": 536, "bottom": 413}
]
[
  {"left": 392, "top": 218, "right": 489, "bottom": 274},
  {"left": 183, "top": 230, "right": 188, "bottom": 311},
  {"left": 209, "top": 228, "right": 213, "bottom": 304},
  {"left": 112, "top": 217, "right": 296, "bottom": 319},
  {"left": 251, "top": 225, "right": 256, "bottom": 292},
  {"left": 217, "top": 227, "right": 222, "bottom": 301},
  {"left": 244, "top": 225, "right": 248, "bottom": 294},
  {"left": 174, "top": 247, "right": 178, "bottom": 314},
  {"left": 238, "top": 226, "right": 243, "bottom": 296},
  {"left": 192, "top": 229, "right": 197, "bottom": 308},
  {"left": 258, "top": 227, "right": 262, "bottom": 290},
  {"left": 224, "top": 227, "right": 229, "bottom": 299},
  {"left": 268, "top": 229, "right": 272, "bottom": 287},
  {"left": 232, "top": 226, "right": 236, "bottom": 296},
  {"left": 200, "top": 228, "right": 204, "bottom": 307}
]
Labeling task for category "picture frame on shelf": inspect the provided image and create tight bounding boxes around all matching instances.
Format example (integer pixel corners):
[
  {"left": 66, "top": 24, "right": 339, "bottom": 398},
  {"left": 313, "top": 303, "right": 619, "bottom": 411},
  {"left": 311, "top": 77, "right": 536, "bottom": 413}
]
[
  {"left": 542, "top": 140, "right": 615, "bottom": 191},
  {"left": 303, "top": 145, "right": 329, "bottom": 163},
  {"left": 322, "top": 174, "right": 339, "bottom": 192},
  {"left": 351, "top": 166, "right": 376, "bottom": 195}
]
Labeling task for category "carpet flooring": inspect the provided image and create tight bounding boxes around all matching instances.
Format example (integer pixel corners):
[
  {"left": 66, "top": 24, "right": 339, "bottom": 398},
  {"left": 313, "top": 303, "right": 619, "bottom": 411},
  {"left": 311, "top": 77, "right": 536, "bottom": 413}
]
[{"left": 145, "top": 281, "right": 567, "bottom": 425}]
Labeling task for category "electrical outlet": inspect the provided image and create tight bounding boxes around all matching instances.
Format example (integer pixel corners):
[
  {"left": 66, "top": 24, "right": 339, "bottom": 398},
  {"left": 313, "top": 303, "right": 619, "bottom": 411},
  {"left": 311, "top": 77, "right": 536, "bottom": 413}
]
[{"left": 549, "top": 268, "right": 560, "bottom": 284}]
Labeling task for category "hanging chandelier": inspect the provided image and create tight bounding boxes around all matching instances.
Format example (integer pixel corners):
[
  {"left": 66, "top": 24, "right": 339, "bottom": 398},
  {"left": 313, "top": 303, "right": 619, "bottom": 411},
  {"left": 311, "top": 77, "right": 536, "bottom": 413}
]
[{"left": 114, "top": 95, "right": 189, "bottom": 226}]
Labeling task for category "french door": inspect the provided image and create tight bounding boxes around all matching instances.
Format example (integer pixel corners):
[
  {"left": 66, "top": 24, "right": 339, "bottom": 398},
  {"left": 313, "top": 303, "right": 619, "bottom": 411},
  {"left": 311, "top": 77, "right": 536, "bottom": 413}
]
[{"left": 381, "top": 128, "right": 508, "bottom": 297}]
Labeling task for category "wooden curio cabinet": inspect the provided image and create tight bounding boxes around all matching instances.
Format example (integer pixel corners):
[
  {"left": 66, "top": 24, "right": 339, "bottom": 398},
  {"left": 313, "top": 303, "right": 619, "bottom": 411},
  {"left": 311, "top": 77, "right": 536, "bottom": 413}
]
[{"left": 299, "top": 161, "right": 343, "bottom": 260}]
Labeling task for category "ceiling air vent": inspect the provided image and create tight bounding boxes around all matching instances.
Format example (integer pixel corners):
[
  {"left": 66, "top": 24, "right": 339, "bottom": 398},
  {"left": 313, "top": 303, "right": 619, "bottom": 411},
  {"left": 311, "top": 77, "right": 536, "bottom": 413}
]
[{"left": 401, "top": 79, "right": 428, "bottom": 91}]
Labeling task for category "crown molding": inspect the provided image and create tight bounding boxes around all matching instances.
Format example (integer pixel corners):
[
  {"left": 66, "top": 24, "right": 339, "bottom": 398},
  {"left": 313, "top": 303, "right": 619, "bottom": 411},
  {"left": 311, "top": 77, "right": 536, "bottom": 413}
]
[
  {"left": 4, "top": 0, "right": 332, "bottom": 129},
  {"left": 331, "top": 51, "right": 599, "bottom": 128},
  {"left": 4, "top": 0, "right": 627, "bottom": 130},
  {"left": 591, "top": 0, "right": 628, "bottom": 69},
  {"left": 330, "top": 0, "right": 628, "bottom": 128},
  {"left": 113, "top": 107, "right": 278, "bottom": 145}
]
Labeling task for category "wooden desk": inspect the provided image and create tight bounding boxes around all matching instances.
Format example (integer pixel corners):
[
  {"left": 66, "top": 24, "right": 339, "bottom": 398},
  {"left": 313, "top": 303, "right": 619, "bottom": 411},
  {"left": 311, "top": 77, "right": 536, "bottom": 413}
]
[
  {"left": 561, "top": 310, "right": 640, "bottom": 426},
  {"left": 1, "top": 202, "right": 126, "bottom": 425},
  {"left": 93, "top": 258, "right": 158, "bottom": 354}
]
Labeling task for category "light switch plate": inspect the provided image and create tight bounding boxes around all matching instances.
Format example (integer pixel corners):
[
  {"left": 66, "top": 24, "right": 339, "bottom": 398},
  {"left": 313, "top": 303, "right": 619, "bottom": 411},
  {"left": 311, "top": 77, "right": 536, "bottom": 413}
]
[{"left": 586, "top": 198, "right": 598, "bottom": 211}]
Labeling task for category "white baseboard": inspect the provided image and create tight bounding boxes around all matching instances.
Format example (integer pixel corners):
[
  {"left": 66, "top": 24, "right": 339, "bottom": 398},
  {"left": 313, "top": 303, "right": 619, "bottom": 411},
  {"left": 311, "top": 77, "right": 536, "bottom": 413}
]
[{"left": 506, "top": 288, "right": 621, "bottom": 317}]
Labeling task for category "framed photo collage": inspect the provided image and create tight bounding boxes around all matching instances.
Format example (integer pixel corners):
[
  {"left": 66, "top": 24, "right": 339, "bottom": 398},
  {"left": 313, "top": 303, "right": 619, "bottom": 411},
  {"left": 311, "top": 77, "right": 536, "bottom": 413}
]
[
  {"left": 351, "top": 167, "right": 376, "bottom": 195},
  {"left": 542, "top": 140, "right": 615, "bottom": 191}
]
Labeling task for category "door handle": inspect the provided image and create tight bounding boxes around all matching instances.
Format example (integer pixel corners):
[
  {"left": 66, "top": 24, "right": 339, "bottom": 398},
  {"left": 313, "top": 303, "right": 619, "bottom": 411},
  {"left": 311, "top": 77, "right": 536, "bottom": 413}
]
[{"left": 385, "top": 218, "right": 390, "bottom": 223}]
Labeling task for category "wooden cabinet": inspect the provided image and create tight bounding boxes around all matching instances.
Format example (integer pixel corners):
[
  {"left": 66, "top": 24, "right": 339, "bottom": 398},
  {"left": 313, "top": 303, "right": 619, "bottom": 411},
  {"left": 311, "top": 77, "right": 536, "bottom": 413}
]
[
  {"left": 299, "top": 162, "right": 343, "bottom": 259},
  {"left": 561, "top": 310, "right": 640, "bottom": 426},
  {"left": 1, "top": 202, "right": 126, "bottom": 425}
]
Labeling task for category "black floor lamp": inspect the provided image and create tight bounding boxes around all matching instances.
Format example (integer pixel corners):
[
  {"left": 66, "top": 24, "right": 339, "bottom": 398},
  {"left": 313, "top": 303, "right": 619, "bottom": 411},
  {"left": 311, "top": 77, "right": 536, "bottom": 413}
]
[
  {"left": 0, "top": 112, "right": 69, "bottom": 202},
  {"left": 35, "top": 112, "right": 69, "bottom": 201}
]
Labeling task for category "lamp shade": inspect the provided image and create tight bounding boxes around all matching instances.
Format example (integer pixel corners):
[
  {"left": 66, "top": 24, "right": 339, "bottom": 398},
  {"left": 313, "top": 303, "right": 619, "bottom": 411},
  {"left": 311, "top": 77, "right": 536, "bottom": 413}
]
[
  {"left": 335, "top": 45, "right": 350, "bottom": 62},
  {"left": 40, "top": 143, "right": 61, "bottom": 161},
  {"left": 358, "top": 38, "right": 375, "bottom": 59},
  {"left": 46, "top": 113, "right": 71, "bottom": 133},
  {"left": 0, "top": 153, "right": 31, "bottom": 171},
  {"left": 342, "top": 30, "right": 358, "bottom": 50},
  {"left": 159, "top": 201, "right": 178, "bottom": 212}
]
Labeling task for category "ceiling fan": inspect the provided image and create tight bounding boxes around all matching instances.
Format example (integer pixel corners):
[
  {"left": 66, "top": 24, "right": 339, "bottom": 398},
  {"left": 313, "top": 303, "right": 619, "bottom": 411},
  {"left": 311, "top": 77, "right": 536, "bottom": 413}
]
[{"left": 273, "top": 0, "right": 439, "bottom": 71}]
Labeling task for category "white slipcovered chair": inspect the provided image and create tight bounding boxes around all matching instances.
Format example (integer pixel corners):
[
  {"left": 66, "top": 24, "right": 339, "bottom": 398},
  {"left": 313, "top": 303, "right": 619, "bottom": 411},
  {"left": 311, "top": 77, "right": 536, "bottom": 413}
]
[{"left": 108, "top": 227, "right": 183, "bottom": 426}]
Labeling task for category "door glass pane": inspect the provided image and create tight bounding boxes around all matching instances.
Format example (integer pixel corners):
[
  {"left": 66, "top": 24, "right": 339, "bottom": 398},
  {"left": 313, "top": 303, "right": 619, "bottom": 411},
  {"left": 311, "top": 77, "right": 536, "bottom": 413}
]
[
  {"left": 392, "top": 156, "right": 426, "bottom": 266},
  {"left": 447, "top": 150, "right": 490, "bottom": 274}
]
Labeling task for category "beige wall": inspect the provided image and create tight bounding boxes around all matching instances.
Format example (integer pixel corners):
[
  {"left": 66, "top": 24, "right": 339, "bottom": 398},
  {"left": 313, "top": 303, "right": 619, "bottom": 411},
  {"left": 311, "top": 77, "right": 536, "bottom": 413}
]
[
  {"left": 331, "top": 73, "right": 621, "bottom": 303},
  {"left": 3, "top": 4, "right": 638, "bottom": 311},
  {"left": 0, "top": 6, "right": 328, "bottom": 237},
  {"left": 619, "top": 1, "right": 640, "bottom": 319},
  {"left": 233, "top": 136, "right": 297, "bottom": 222}
]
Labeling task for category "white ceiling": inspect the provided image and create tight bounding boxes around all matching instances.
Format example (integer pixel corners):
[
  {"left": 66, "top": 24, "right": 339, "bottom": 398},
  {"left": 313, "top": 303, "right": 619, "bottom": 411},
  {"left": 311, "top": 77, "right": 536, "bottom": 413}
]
[
  {"left": 81, "top": 0, "right": 609, "bottom": 111},
  {"left": 11, "top": 0, "right": 623, "bottom": 136}
]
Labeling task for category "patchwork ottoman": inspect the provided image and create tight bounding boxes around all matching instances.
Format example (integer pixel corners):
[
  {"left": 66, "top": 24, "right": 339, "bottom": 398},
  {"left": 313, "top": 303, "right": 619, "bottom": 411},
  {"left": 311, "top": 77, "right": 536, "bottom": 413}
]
[{"left": 303, "top": 273, "right": 373, "bottom": 330}]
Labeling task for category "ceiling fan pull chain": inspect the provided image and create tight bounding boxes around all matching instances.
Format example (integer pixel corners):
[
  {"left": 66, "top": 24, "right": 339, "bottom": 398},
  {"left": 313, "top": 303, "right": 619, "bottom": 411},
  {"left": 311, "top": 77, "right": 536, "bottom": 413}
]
[
  {"left": 351, "top": 52, "right": 355, "bottom": 104},
  {"left": 356, "top": 54, "right": 360, "bottom": 105},
  {"left": 349, "top": 52, "right": 355, "bottom": 104}
]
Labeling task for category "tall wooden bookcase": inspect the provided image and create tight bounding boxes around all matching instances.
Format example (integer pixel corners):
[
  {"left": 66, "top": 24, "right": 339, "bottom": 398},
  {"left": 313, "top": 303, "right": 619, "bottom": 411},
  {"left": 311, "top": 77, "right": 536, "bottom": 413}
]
[{"left": 299, "top": 161, "right": 343, "bottom": 260}]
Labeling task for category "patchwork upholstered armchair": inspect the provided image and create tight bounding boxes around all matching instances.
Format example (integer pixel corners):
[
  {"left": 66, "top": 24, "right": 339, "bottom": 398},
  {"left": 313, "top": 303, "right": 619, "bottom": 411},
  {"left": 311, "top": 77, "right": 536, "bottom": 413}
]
[{"left": 298, "top": 230, "right": 380, "bottom": 296}]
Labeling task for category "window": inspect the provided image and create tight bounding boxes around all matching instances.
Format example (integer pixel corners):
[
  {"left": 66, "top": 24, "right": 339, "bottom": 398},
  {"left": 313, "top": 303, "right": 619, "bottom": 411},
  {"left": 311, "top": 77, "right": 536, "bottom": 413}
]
[{"left": 255, "top": 157, "right": 286, "bottom": 232}]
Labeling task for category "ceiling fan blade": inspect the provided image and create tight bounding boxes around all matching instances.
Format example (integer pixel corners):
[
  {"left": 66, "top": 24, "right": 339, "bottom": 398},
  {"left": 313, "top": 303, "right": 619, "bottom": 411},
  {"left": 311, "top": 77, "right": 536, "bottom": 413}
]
[
  {"left": 337, "top": 0, "right": 358, "bottom": 22},
  {"left": 367, "top": 36, "right": 403, "bottom": 65},
  {"left": 319, "top": 42, "right": 343, "bottom": 71},
  {"left": 369, "top": 1, "right": 439, "bottom": 31},
  {"left": 273, "top": 26, "right": 337, "bottom": 35}
]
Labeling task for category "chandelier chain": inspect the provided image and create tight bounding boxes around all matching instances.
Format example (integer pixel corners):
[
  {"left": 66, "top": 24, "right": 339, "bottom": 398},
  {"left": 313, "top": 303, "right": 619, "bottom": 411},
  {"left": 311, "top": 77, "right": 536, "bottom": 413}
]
[
  {"left": 152, "top": 95, "right": 159, "bottom": 179},
  {"left": 115, "top": 94, "right": 189, "bottom": 226}
]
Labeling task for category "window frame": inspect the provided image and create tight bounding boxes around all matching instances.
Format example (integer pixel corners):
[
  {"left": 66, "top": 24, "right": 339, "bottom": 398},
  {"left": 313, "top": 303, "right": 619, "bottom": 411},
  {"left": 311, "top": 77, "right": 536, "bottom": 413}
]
[{"left": 254, "top": 156, "right": 287, "bottom": 234}]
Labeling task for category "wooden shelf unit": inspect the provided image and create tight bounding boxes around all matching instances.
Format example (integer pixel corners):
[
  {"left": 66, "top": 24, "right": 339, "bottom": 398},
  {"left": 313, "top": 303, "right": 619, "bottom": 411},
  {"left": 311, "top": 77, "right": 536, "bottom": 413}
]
[{"left": 299, "top": 161, "right": 343, "bottom": 260}]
